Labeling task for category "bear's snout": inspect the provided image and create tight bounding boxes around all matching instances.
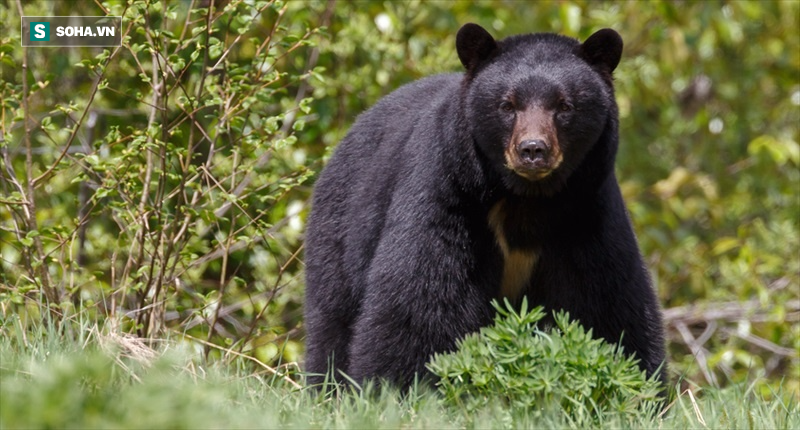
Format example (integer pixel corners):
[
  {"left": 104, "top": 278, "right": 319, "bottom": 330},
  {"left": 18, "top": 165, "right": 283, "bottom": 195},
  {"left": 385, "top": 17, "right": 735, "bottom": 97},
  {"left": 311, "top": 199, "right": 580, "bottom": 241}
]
[
  {"left": 518, "top": 139, "right": 549, "bottom": 163},
  {"left": 506, "top": 135, "right": 561, "bottom": 180},
  {"left": 504, "top": 106, "right": 563, "bottom": 180}
]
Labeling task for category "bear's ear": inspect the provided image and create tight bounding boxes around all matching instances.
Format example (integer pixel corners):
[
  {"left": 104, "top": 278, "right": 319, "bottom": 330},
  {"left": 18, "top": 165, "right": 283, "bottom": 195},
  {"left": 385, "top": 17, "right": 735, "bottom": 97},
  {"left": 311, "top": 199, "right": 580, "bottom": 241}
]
[
  {"left": 579, "top": 28, "right": 623, "bottom": 75},
  {"left": 456, "top": 23, "right": 498, "bottom": 72}
]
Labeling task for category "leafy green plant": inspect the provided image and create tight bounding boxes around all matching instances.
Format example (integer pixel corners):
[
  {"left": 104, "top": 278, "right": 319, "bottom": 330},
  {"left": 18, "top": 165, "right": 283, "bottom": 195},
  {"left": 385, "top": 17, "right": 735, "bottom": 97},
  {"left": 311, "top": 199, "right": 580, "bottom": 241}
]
[
  {"left": 1, "top": 0, "right": 320, "bottom": 369},
  {"left": 427, "top": 298, "right": 663, "bottom": 420}
]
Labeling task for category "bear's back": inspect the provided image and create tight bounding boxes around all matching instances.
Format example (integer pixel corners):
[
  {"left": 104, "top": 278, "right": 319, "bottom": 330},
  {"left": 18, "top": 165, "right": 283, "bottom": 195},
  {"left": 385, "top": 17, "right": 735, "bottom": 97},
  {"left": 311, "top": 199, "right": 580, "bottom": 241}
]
[
  {"left": 332, "top": 73, "right": 462, "bottom": 168},
  {"left": 308, "top": 72, "right": 466, "bottom": 294}
]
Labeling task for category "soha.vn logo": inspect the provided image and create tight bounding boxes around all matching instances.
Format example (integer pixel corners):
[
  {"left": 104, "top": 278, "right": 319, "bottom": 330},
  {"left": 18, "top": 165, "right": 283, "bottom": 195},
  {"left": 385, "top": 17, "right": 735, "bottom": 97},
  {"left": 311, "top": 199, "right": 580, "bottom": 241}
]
[
  {"left": 55, "top": 25, "right": 116, "bottom": 37},
  {"left": 23, "top": 16, "right": 121, "bottom": 47}
]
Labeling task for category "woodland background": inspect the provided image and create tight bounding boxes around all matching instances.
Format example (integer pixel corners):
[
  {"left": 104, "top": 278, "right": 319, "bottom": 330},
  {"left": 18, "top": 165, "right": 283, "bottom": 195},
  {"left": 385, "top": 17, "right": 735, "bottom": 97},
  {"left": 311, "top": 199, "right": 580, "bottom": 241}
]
[{"left": 1, "top": 0, "right": 798, "bottom": 415}]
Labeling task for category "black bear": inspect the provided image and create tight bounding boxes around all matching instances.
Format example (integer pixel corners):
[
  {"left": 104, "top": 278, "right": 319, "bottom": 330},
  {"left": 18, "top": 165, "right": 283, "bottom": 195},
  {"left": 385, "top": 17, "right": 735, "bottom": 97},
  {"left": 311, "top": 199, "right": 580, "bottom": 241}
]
[{"left": 304, "top": 23, "right": 666, "bottom": 389}]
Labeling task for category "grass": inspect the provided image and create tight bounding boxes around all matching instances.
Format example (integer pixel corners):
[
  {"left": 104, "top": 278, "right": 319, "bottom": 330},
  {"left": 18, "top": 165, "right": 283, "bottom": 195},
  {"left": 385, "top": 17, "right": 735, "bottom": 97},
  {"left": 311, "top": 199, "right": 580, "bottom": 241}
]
[{"left": 1, "top": 315, "right": 797, "bottom": 429}]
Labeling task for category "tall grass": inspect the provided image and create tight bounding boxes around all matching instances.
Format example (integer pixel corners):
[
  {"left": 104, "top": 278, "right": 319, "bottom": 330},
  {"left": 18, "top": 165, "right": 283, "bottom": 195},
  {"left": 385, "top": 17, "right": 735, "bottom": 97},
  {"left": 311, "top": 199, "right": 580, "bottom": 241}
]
[{"left": 1, "top": 315, "right": 797, "bottom": 429}]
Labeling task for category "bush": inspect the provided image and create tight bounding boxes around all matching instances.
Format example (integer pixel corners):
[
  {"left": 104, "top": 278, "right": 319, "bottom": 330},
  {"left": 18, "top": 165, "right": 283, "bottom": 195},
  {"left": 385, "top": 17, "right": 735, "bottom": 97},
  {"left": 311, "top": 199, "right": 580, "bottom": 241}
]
[
  {"left": 1, "top": 0, "right": 319, "bottom": 368},
  {"left": 427, "top": 298, "right": 663, "bottom": 420}
]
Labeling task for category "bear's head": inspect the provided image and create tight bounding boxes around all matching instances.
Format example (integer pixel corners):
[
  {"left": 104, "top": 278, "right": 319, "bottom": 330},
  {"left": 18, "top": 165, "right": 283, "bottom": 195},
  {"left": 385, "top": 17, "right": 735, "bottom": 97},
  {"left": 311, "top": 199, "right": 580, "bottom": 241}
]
[{"left": 456, "top": 23, "right": 623, "bottom": 196}]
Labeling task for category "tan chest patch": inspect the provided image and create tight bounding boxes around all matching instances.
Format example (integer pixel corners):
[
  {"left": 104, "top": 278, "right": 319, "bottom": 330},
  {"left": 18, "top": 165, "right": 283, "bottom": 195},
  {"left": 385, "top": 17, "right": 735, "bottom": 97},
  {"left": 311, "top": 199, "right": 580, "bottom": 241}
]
[{"left": 487, "top": 200, "right": 538, "bottom": 301}]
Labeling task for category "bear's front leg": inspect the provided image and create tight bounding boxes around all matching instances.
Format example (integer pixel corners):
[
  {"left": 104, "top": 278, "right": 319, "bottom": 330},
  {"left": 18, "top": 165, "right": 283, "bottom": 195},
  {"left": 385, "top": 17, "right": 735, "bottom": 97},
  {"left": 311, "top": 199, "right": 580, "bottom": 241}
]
[{"left": 344, "top": 224, "right": 496, "bottom": 389}]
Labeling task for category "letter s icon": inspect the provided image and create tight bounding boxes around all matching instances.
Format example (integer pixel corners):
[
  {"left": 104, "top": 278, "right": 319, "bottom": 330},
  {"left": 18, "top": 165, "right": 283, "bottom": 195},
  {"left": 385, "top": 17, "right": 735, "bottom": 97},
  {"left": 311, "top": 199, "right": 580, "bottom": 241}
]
[{"left": 30, "top": 22, "right": 49, "bottom": 41}]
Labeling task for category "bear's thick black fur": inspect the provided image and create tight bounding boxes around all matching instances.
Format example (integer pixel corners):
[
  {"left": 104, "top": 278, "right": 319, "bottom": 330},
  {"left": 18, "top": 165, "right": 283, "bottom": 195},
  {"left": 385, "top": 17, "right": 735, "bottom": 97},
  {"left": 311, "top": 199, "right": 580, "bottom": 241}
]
[{"left": 304, "top": 23, "right": 666, "bottom": 389}]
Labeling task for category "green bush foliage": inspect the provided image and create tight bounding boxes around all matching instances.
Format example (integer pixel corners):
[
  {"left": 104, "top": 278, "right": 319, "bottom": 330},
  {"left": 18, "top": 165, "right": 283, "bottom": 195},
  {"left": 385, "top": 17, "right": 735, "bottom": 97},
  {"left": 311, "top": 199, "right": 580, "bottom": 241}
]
[
  {"left": 1, "top": 0, "right": 319, "bottom": 368},
  {"left": 428, "top": 299, "right": 663, "bottom": 420}
]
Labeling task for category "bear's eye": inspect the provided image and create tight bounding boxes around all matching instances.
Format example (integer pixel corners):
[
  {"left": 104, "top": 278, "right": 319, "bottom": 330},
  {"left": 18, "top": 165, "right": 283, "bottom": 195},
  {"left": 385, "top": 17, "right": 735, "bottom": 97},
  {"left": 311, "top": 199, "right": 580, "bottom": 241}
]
[
  {"left": 558, "top": 100, "right": 573, "bottom": 112},
  {"left": 499, "top": 101, "right": 515, "bottom": 113}
]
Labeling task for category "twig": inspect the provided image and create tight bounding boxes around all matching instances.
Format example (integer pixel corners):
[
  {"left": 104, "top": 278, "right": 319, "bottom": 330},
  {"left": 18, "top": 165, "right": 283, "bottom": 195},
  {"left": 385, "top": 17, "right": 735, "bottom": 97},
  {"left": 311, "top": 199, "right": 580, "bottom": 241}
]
[
  {"left": 686, "top": 388, "right": 707, "bottom": 427},
  {"left": 675, "top": 322, "right": 718, "bottom": 387},
  {"left": 664, "top": 297, "right": 798, "bottom": 383},
  {"left": 663, "top": 298, "right": 800, "bottom": 326},
  {"left": 722, "top": 327, "right": 798, "bottom": 357},
  {"left": 15, "top": 0, "right": 58, "bottom": 309},
  {"left": 210, "top": 0, "right": 334, "bottom": 222},
  {"left": 31, "top": 48, "right": 122, "bottom": 187},
  {"left": 179, "top": 332, "right": 302, "bottom": 390}
]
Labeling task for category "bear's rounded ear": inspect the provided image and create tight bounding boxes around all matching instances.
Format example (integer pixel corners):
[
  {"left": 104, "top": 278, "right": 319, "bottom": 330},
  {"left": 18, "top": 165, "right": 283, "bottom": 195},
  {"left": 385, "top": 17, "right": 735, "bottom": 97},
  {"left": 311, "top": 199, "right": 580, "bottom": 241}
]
[
  {"left": 456, "top": 23, "right": 498, "bottom": 72},
  {"left": 579, "top": 28, "right": 623, "bottom": 74}
]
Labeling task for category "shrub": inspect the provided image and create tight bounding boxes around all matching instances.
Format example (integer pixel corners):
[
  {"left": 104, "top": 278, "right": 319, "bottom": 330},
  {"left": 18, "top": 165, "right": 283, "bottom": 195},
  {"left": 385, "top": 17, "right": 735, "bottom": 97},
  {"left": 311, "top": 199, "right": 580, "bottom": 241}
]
[
  {"left": 427, "top": 298, "right": 663, "bottom": 420},
  {"left": 1, "top": 0, "right": 320, "bottom": 368}
]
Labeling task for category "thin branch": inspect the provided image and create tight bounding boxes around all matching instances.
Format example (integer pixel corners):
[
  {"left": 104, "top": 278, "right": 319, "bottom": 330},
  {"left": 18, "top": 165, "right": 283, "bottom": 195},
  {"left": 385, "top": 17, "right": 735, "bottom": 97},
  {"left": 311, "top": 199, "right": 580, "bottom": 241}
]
[
  {"left": 32, "top": 47, "right": 123, "bottom": 187},
  {"left": 663, "top": 298, "right": 800, "bottom": 326},
  {"left": 211, "top": 0, "right": 334, "bottom": 222},
  {"left": 675, "top": 321, "right": 718, "bottom": 387},
  {"left": 179, "top": 332, "right": 302, "bottom": 390},
  {"left": 15, "top": 0, "right": 57, "bottom": 309},
  {"left": 131, "top": 23, "right": 164, "bottom": 338},
  {"left": 722, "top": 327, "right": 798, "bottom": 357},
  {"left": 664, "top": 297, "right": 798, "bottom": 382}
]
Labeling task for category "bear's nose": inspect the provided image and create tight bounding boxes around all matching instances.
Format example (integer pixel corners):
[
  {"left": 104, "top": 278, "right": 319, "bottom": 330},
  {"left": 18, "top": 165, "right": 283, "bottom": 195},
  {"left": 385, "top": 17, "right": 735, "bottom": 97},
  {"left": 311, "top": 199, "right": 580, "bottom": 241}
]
[{"left": 518, "top": 139, "right": 549, "bottom": 162}]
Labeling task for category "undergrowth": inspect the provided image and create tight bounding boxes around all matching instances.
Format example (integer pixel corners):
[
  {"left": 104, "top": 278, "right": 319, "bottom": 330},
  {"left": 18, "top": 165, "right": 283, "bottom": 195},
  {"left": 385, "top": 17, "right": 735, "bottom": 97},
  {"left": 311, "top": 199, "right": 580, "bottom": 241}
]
[{"left": 1, "top": 310, "right": 797, "bottom": 429}]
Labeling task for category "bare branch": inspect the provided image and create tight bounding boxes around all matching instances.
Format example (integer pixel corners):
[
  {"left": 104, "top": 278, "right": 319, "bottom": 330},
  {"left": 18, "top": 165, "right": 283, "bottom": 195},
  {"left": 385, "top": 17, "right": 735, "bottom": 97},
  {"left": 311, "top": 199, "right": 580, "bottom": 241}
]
[
  {"left": 675, "top": 321, "right": 718, "bottom": 387},
  {"left": 15, "top": 0, "right": 58, "bottom": 309},
  {"left": 663, "top": 299, "right": 800, "bottom": 326}
]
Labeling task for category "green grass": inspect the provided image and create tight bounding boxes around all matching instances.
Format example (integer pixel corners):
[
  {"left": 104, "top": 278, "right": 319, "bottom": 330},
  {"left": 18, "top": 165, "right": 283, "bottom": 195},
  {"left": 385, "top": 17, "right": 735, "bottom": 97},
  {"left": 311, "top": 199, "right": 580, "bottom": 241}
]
[{"left": 1, "top": 317, "right": 797, "bottom": 429}]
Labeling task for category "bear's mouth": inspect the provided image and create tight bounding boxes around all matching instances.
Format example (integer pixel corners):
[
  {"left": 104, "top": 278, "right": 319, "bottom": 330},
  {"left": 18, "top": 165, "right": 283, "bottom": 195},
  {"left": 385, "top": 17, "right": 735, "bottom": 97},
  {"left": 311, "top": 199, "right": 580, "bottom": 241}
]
[
  {"left": 506, "top": 153, "right": 563, "bottom": 181},
  {"left": 511, "top": 166, "right": 553, "bottom": 180}
]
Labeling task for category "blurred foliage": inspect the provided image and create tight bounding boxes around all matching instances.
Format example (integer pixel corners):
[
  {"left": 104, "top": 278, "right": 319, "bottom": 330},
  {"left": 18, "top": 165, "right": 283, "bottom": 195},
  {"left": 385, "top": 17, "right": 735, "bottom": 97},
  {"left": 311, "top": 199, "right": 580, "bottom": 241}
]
[{"left": 1, "top": 0, "right": 798, "bottom": 395}]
